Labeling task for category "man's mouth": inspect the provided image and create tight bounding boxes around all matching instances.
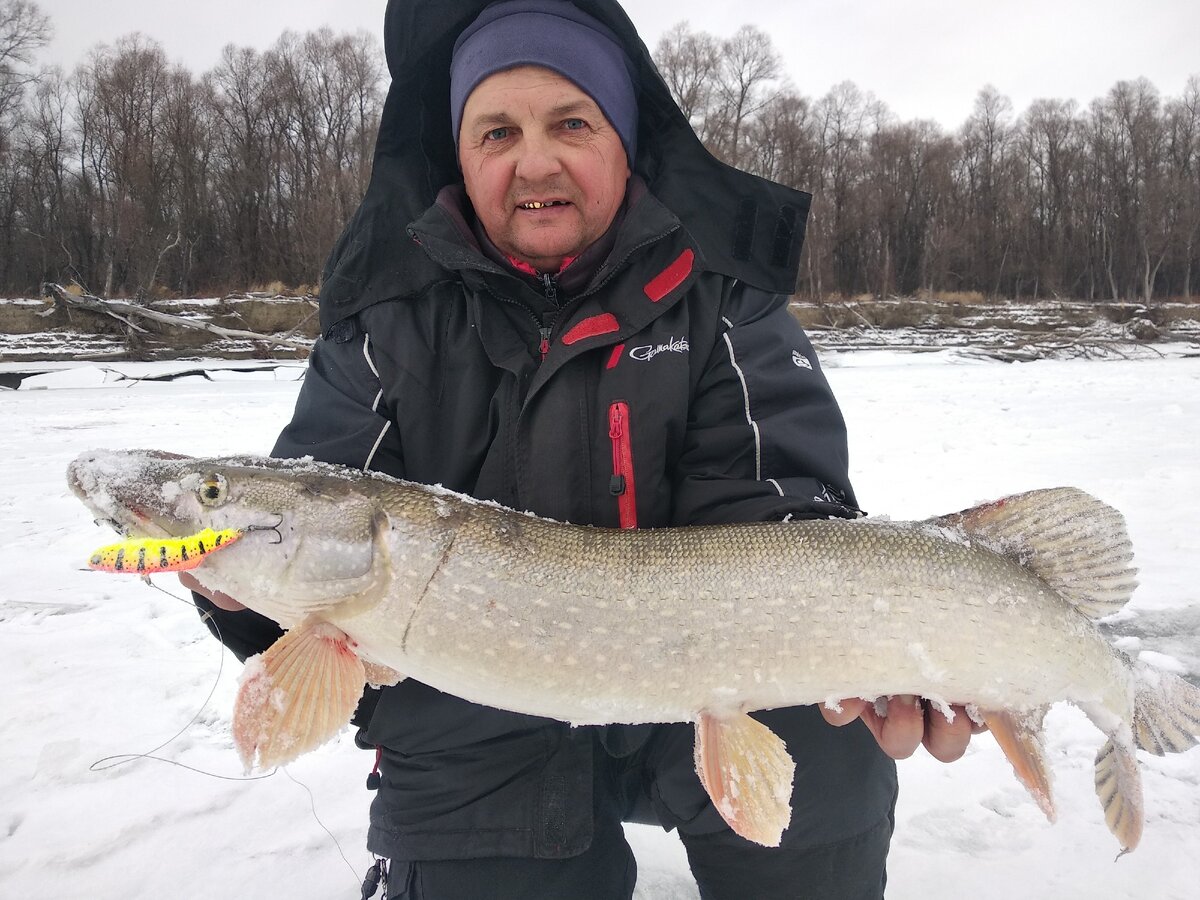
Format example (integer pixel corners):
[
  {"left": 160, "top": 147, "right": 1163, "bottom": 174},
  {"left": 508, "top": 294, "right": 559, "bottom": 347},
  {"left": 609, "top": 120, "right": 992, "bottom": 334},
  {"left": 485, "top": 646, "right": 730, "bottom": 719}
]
[{"left": 518, "top": 200, "right": 569, "bottom": 210}]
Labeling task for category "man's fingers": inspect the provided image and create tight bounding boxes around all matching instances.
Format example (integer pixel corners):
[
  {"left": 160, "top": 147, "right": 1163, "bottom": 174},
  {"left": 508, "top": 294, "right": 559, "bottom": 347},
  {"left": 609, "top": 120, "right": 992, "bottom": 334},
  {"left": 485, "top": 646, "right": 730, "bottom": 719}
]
[
  {"left": 922, "top": 703, "right": 975, "bottom": 762},
  {"left": 818, "top": 696, "right": 926, "bottom": 757},
  {"left": 177, "top": 571, "right": 206, "bottom": 597},
  {"left": 821, "top": 696, "right": 988, "bottom": 762},
  {"left": 862, "top": 695, "right": 925, "bottom": 759},
  {"left": 178, "top": 572, "right": 245, "bottom": 611},
  {"left": 818, "top": 697, "right": 869, "bottom": 727}
]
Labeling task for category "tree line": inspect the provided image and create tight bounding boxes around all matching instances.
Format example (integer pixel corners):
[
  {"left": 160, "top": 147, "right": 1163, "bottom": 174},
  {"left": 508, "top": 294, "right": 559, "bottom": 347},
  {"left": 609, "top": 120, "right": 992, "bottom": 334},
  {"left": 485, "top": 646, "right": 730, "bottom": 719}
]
[
  {"left": 656, "top": 22, "right": 1200, "bottom": 303},
  {"left": 2, "top": 2, "right": 1198, "bottom": 302},
  {"left": 0, "top": 1, "right": 383, "bottom": 299}
]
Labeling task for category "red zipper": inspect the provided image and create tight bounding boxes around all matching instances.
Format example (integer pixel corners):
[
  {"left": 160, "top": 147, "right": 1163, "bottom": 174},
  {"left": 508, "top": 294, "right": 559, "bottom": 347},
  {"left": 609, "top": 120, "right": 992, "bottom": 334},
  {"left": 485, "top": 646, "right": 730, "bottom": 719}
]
[{"left": 608, "top": 401, "right": 638, "bottom": 529}]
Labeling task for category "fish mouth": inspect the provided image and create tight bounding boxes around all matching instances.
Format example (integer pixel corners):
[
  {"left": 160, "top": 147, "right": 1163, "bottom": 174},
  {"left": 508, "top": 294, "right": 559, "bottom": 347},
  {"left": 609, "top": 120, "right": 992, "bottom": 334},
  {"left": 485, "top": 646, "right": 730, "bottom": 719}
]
[
  {"left": 82, "top": 500, "right": 171, "bottom": 541},
  {"left": 68, "top": 450, "right": 185, "bottom": 540}
]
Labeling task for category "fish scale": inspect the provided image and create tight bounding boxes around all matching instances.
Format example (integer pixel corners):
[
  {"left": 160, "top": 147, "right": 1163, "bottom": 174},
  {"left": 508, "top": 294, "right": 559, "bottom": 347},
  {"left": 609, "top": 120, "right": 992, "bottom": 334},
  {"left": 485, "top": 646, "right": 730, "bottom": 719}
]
[
  {"left": 385, "top": 513, "right": 1113, "bottom": 726},
  {"left": 69, "top": 449, "right": 1200, "bottom": 851}
]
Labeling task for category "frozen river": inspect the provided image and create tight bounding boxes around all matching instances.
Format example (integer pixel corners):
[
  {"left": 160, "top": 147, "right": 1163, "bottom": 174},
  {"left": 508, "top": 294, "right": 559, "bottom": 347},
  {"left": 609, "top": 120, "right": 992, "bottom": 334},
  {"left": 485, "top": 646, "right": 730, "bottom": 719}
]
[{"left": 1, "top": 350, "right": 1197, "bottom": 898}]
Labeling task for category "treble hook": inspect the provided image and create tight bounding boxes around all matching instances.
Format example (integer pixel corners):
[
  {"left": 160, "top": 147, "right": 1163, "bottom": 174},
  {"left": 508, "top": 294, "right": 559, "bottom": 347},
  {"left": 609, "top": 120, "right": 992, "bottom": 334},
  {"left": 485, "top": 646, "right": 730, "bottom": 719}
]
[{"left": 245, "top": 514, "right": 284, "bottom": 544}]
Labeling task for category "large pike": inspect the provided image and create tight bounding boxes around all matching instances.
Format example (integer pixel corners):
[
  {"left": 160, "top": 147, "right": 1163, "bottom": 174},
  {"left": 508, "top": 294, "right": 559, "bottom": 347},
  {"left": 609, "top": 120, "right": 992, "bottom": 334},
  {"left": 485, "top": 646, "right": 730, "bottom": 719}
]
[{"left": 68, "top": 450, "right": 1200, "bottom": 851}]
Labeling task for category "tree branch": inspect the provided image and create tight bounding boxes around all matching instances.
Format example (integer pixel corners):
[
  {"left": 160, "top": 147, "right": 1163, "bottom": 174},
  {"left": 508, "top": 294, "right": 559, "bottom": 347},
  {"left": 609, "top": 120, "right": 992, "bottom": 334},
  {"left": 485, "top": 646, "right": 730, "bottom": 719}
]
[{"left": 41, "top": 282, "right": 313, "bottom": 352}]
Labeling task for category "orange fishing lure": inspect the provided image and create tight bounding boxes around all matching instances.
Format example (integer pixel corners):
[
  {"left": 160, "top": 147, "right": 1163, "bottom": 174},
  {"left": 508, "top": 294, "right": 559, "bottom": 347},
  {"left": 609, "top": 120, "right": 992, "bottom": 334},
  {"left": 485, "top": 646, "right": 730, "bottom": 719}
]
[{"left": 88, "top": 528, "right": 245, "bottom": 574}]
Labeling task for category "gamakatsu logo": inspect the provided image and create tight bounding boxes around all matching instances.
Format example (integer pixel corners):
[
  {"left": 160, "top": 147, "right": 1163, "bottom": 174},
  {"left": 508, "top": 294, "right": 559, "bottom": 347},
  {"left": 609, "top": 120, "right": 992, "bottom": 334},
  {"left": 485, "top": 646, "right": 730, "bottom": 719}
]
[{"left": 630, "top": 337, "right": 689, "bottom": 361}]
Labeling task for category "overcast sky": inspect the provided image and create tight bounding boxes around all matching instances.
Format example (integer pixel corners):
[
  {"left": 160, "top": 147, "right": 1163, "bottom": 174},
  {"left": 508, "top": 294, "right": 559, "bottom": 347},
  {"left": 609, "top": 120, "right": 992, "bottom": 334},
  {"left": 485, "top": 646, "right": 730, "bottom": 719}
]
[{"left": 39, "top": 0, "right": 1200, "bottom": 129}]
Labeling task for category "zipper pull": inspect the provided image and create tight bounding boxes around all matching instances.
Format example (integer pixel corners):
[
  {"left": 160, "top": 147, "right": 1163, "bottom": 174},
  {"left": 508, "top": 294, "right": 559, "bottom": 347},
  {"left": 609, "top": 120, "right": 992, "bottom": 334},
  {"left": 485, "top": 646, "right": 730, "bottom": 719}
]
[
  {"left": 541, "top": 272, "right": 559, "bottom": 307},
  {"left": 608, "top": 404, "right": 625, "bottom": 495},
  {"left": 608, "top": 403, "right": 623, "bottom": 439},
  {"left": 539, "top": 326, "right": 552, "bottom": 363},
  {"left": 607, "top": 401, "right": 637, "bottom": 527}
]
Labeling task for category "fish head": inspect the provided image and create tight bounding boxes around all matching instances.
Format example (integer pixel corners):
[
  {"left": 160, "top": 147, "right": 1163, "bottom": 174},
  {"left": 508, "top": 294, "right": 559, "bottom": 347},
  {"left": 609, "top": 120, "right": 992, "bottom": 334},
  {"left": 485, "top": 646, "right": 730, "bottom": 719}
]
[{"left": 69, "top": 449, "right": 389, "bottom": 624}]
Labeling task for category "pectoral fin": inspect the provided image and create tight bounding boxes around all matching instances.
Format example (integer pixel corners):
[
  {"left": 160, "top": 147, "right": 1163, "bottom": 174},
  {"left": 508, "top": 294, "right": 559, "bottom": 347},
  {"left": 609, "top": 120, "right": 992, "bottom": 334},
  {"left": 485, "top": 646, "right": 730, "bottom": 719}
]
[
  {"left": 233, "top": 618, "right": 366, "bottom": 771},
  {"left": 693, "top": 712, "right": 796, "bottom": 847},
  {"left": 984, "top": 708, "right": 1056, "bottom": 822}
]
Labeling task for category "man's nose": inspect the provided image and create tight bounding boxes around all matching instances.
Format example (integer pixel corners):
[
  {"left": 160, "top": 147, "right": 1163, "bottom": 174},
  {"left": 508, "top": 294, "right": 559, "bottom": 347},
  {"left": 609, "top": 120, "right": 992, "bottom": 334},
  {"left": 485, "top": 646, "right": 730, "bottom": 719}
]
[{"left": 513, "top": 133, "right": 563, "bottom": 181}]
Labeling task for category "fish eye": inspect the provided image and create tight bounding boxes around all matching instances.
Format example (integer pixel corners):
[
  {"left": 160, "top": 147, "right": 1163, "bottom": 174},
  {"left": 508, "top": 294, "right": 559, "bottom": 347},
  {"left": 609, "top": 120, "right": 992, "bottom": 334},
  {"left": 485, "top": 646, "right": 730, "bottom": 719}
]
[{"left": 199, "top": 474, "right": 228, "bottom": 506}]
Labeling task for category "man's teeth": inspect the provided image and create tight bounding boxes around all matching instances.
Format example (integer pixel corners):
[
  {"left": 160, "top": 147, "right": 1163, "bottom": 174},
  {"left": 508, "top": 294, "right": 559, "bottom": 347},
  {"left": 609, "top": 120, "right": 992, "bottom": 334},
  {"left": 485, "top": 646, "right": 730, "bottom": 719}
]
[{"left": 521, "top": 201, "right": 565, "bottom": 209}]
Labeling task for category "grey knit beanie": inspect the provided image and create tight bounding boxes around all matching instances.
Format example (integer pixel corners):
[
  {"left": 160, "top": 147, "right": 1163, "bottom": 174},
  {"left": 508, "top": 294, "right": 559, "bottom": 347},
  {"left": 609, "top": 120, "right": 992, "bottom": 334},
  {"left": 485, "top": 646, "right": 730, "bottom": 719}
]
[{"left": 450, "top": 0, "right": 639, "bottom": 163}]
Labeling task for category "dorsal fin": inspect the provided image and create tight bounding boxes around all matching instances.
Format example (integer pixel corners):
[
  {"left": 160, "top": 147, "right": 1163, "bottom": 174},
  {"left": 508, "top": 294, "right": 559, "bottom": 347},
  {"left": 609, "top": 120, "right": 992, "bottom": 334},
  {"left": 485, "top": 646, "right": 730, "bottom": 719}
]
[{"left": 930, "top": 487, "right": 1138, "bottom": 620}]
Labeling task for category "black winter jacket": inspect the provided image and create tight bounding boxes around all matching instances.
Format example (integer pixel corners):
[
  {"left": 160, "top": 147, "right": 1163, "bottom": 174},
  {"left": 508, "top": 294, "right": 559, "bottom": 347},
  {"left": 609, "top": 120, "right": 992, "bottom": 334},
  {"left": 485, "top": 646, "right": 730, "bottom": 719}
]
[{"left": 199, "top": 0, "right": 898, "bottom": 865}]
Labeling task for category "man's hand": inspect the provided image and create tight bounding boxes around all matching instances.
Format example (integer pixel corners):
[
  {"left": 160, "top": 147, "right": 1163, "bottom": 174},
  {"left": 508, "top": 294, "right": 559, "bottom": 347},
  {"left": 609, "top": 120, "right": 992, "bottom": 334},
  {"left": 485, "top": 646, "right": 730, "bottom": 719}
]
[
  {"left": 178, "top": 571, "right": 246, "bottom": 612},
  {"left": 819, "top": 696, "right": 987, "bottom": 762}
]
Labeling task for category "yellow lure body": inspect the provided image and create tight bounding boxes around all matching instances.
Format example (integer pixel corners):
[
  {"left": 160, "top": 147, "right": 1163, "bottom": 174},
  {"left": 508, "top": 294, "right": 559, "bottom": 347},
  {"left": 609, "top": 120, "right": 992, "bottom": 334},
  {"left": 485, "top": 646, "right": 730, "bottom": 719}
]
[{"left": 88, "top": 528, "right": 245, "bottom": 574}]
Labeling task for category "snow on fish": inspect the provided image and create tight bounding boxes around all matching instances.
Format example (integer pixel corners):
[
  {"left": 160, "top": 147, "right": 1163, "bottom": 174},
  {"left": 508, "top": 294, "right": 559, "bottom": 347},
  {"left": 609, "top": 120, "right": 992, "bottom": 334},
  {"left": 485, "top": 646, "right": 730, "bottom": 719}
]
[{"left": 68, "top": 449, "right": 1200, "bottom": 850}]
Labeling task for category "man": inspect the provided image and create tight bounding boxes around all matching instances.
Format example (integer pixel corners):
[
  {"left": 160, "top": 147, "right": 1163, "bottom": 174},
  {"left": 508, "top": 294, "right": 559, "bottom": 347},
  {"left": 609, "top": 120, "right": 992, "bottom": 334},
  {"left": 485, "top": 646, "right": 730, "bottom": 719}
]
[{"left": 187, "top": 2, "right": 978, "bottom": 897}]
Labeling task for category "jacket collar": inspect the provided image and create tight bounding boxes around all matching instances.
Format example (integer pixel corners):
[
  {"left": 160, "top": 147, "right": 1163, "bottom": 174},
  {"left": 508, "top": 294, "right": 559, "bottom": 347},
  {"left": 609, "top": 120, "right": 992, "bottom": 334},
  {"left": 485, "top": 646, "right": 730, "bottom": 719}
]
[
  {"left": 419, "top": 180, "right": 630, "bottom": 297},
  {"left": 408, "top": 175, "right": 682, "bottom": 299}
]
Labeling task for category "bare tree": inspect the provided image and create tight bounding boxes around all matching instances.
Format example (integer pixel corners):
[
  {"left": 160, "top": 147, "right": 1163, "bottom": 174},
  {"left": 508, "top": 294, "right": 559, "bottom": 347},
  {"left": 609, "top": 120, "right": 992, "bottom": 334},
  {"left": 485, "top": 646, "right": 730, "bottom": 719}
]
[
  {"left": 0, "top": 0, "right": 50, "bottom": 287},
  {"left": 957, "top": 86, "right": 1016, "bottom": 296},
  {"left": 866, "top": 119, "right": 954, "bottom": 297},
  {"left": 72, "top": 35, "right": 179, "bottom": 296},
  {"left": 815, "top": 82, "right": 877, "bottom": 295},
  {"left": 1086, "top": 79, "right": 1172, "bottom": 301},
  {"left": 711, "top": 25, "right": 782, "bottom": 167},
  {"left": 257, "top": 27, "right": 384, "bottom": 286},
  {"left": 209, "top": 44, "right": 278, "bottom": 285},
  {"left": 0, "top": 0, "right": 50, "bottom": 123},
  {"left": 1165, "top": 76, "right": 1200, "bottom": 299},
  {"left": 652, "top": 22, "right": 720, "bottom": 139},
  {"left": 746, "top": 90, "right": 817, "bottom": 187},
  {"left": 5, "top": 68, "right": 73, "bottom": 287},
  {"left": 1019, "top": 98, "right": 1080, "bottom": 297}
]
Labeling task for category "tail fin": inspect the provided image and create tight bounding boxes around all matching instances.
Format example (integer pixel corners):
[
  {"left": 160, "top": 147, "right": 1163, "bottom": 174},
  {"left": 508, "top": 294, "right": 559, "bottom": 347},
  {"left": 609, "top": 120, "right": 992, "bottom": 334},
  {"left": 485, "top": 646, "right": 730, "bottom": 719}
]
[
  {"left": 1093, "top": 666, "right": 1200, "bottom": 853},
  {"left": 932, "top": 487, "right": 1138, "bottom": 619},
  {"left": 1132, "top": 666, "right": 1200, "bottom": 756}
]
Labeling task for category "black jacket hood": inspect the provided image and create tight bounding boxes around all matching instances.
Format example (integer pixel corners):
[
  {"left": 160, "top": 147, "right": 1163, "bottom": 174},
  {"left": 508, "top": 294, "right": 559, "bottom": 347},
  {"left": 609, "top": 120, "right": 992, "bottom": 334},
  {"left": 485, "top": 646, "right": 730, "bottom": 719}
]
[{"left": 317, "top": 0, "right": 812, "bottom": 332}]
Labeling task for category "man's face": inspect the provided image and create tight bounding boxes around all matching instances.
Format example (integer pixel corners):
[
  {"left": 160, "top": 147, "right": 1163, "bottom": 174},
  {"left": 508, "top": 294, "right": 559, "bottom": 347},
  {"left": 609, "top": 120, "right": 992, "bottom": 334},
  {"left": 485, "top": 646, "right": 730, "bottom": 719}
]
[{"left": 458, "top": 66, "right": 630, "bottom": 273}]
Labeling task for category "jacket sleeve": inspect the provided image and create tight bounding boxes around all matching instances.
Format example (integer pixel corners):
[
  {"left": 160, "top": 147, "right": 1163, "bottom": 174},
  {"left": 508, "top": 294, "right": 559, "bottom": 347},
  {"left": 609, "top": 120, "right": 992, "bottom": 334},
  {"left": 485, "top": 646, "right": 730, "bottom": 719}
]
[
  {"left": 272, "top": 317, "right": 405, "bottom": 475},
  {"left": 193, "top": 315, "right": 405, "bottom": 658},
  {"left": 670, "top": 283, "right": 860, "bottom": 526}
]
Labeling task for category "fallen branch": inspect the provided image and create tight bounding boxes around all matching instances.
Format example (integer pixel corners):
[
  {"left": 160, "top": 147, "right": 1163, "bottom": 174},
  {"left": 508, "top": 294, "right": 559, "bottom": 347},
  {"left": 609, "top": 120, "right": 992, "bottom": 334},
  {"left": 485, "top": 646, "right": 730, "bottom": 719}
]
[{"left": 41, "top": 282, "right": 312, "bottom": 352}]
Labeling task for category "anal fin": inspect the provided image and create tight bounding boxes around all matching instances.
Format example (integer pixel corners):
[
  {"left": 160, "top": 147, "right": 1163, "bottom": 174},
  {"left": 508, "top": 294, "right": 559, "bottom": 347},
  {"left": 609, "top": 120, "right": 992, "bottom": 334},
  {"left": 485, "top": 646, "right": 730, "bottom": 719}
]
[
  {"left": 233, "top": 618, "right": 366, "bottom": 770},
  {"left": 983, "top": 709, "right": 1056, "bottom": 822},
  {"left": 693, "top": 712, "right": 796, "bottom": 847}
]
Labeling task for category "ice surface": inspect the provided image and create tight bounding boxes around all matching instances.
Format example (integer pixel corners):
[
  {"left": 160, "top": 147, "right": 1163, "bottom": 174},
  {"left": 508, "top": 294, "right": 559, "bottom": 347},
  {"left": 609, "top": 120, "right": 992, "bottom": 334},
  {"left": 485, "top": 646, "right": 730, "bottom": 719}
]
[
  {"left": 1138, "top": 651, "right": 1188, "bottom": 676},
  {"left": 2, "top": 355, "right": 1199, "bottom": 898}
]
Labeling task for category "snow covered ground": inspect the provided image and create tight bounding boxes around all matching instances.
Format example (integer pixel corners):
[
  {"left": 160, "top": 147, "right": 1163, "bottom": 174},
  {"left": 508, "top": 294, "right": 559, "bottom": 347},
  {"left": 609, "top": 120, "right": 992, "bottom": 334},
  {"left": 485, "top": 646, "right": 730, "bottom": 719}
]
[{"left": 2, "top": 350, "right": 1198, "bottom": 898}]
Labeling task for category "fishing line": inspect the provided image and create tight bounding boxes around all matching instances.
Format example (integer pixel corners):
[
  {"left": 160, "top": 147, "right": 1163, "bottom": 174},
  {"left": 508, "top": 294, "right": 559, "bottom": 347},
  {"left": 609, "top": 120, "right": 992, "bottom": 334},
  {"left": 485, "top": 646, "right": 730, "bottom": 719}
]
[
  {"left": 88, "top": 578, "right": 270, "bottom": 780},
  {"left": 89, "top": 577, "right": 366, "bottom": 892},
  {"left": 283, "top": 767, "right": 363, "bottom": 891}
]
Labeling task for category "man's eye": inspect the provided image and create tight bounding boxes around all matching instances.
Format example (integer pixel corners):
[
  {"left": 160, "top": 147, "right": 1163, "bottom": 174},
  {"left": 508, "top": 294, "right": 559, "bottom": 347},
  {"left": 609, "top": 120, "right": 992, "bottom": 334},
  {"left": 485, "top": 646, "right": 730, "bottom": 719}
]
[
  {"left": 484, "top": 127, "right": 509, "bottom": 141},
  {"left": 563, "top": 118, "right": 586, "bottom": 131}
]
